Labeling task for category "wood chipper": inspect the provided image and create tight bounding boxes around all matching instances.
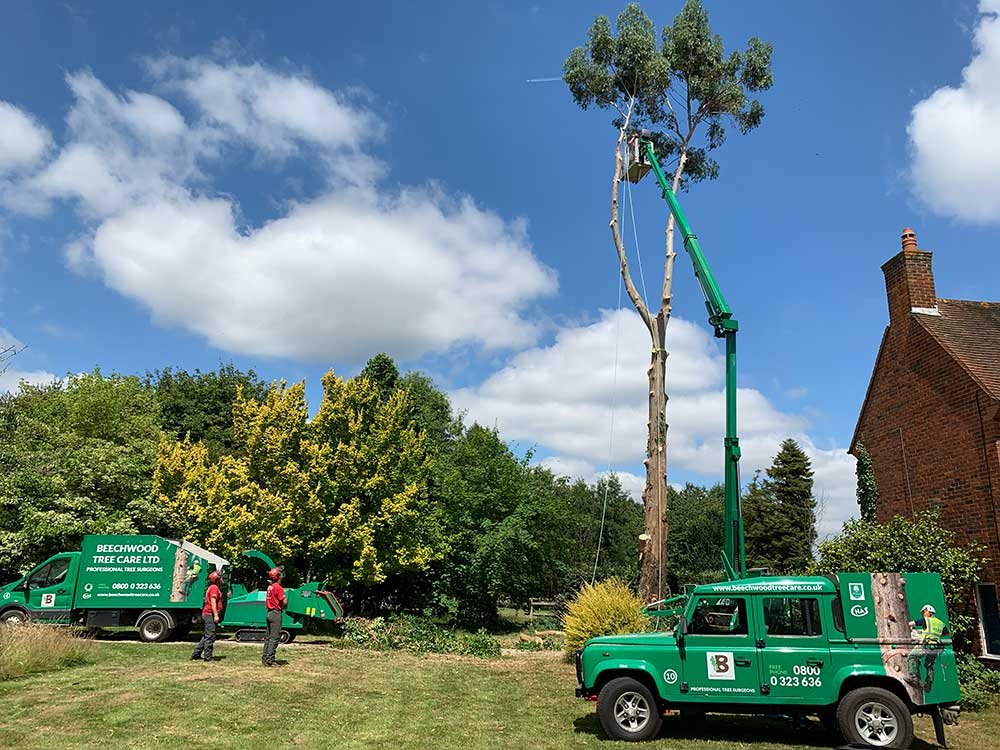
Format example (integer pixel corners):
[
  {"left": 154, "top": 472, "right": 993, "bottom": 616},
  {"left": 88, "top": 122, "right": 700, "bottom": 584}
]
[{"left": 221, "top": 549, "right": 343, "bottom": 643}]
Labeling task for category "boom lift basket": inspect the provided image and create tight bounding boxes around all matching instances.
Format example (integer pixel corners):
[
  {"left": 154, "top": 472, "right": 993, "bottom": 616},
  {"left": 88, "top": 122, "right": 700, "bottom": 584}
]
[{"left": 625, "top": 135, "right": 651, "bottom": 184}]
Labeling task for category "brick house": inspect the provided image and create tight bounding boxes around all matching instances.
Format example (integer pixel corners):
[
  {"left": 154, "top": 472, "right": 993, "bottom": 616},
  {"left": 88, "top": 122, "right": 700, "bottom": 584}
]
[{"left": 851, "top": 228, "right": 1000, "bottom": 658}]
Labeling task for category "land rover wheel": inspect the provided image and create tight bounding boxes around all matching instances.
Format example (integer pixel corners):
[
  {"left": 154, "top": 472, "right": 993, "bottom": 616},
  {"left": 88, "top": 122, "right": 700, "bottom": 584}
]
[
  {"left": 0, "top": 607, "right": 30, "bottom": 626},
  {"left": 597, "top": 677, "right": 662, "bottom": 742},
  {"left": 137, "top": 612, "right": 172, "bottom": 643},
  {"left": 836, "top": 687, "right": 913, "bottom": 749}
]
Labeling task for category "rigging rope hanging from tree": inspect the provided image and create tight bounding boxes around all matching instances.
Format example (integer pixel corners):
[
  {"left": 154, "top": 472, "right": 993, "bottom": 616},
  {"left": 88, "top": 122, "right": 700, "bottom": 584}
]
[{"left": 563, "top": 0, "right": 773, "bottom": 602}]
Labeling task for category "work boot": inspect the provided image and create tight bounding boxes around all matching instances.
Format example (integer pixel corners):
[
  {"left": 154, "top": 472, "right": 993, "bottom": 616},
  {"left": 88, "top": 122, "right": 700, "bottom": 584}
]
[{"left": 190, "top": 653, "right": 201, "bottom": 660}]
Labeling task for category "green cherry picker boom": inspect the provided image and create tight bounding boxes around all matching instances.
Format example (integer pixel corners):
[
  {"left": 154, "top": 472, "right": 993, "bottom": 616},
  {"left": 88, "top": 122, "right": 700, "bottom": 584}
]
[
  {"left": 573, "top": 132, "right": 961, "bottom": 748},
  {"left": 627, "top": 130, "right": 745, "bottom": 584}
]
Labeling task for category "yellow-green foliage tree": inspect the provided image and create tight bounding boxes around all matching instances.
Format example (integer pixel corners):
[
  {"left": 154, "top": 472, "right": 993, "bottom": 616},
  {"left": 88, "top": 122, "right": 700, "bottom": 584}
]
[{"left": 154, "top": 371, "right": 444, "bottom": 588}]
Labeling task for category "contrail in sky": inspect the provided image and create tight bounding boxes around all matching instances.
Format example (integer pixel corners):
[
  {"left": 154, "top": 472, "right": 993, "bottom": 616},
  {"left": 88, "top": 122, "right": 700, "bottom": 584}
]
[{"left": 526, "top": 77, "right": 561, "bottom": 83}]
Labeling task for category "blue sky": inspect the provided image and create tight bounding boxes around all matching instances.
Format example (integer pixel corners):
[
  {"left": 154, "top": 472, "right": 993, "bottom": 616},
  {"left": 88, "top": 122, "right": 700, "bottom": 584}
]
[{"left": 2, "top": 0, "right": 999, "bottom": 536}]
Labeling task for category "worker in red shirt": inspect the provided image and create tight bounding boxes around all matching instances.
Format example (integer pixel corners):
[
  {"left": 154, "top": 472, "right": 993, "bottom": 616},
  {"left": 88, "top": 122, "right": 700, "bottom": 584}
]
[
  {"left": 262, "top": 567, "right": 287, "bottom": 667},
  {"left": 191, "top": 570, "right": 224, "bottom": 661}
]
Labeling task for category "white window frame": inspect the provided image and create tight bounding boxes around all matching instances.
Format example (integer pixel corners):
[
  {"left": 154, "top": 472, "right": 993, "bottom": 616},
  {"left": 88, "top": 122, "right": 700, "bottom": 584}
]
[{"left": 975, "top": 582, "right": 1000, "bottom": 658}]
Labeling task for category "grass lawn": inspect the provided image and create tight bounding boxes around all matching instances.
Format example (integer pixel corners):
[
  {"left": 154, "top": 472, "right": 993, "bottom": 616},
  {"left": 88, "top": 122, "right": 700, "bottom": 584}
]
[{"left": 0, "top": 636, "right": 995, "bottom": 750}]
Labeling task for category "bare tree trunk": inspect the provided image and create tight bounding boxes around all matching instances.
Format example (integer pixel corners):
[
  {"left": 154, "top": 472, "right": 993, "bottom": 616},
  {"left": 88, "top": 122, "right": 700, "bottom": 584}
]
[{"left": 638, "top": 313, "right": 668, "bottom": 602}]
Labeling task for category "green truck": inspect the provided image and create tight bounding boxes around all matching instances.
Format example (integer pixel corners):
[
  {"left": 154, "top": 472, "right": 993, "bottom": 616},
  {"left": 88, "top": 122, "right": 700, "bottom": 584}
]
[
  {"left": 0, "top": 535, "right": 343, "bottom": 642},
  {"left": 575, "top": 572, "right": 961, "bottom": 747}
]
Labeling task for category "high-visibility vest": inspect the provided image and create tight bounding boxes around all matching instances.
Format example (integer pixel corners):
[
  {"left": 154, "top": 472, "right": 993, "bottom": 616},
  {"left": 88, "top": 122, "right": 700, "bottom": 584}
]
[{"left": 922, "top": 615, "right": 945, "bottom": 645}]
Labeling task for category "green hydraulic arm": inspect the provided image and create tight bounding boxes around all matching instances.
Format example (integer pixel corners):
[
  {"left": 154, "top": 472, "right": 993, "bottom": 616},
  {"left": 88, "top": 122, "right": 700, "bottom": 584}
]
[{"left": 634, "top": 134, "right": 745, "bottom": 580}]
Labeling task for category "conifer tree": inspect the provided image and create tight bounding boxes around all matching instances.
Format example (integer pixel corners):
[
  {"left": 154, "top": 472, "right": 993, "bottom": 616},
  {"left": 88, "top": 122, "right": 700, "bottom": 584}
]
[{"left": 744, "top": 440, "right": 816, "bottom": 573}]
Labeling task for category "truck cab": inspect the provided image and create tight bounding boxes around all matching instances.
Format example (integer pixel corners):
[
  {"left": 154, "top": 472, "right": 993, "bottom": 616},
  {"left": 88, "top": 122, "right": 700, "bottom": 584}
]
[
  {"left": 0, "top": 552, "right": 81, "bottom": 624},
  {"left": 576, "top": 573, "right": 961, "bottom": 748}
]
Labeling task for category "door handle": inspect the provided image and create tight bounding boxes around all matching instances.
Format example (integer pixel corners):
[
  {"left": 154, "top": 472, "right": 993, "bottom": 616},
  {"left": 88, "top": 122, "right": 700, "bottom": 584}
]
[
  {"left": 735, "top": 658, "right": 751, "bottom": 667},
  {"left": 57, "top": 589, "right": 67, "bottom": 594},
  {"left": 806, "top": 658, "right": 824, "bottom": 668}
]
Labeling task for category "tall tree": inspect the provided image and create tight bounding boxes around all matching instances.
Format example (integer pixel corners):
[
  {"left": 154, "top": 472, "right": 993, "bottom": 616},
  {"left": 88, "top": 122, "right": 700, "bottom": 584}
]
[
  {"left": 854, "top": 441, "right": 879, "bottom": 522},
  {"left": 563, "top": 1, "right": 772, "bottom": 600},
  {"left": 359, "top": 353, "right": 400, "bottom": 401},
  {"left": 154, "top": 370, "right": 445, "bottom": 591},
  {"left": 0, "top": 372, "right": 162, "bottom": 579},
  {"left": 745, "top": 440, "right": 816, "bottom": 573},
  {"left": 145, "top": 363, "right": 268, "bottom": 459}
]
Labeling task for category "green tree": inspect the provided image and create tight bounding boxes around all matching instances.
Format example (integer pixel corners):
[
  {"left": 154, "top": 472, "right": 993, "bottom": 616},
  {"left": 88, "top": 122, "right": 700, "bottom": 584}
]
[
  {"left": 145, "top": 363, "right": 268, "bottom": 459},
  {"left": 812, "top": 510, "right": 986, "bottom": 648},
  {"left": 588, "top": 474, "right": 645, "bottom": 585},
  {"left": 359, "top": 353, "right": 400, "bottom": 402},
  {"left": 745, "top": 440, "right": 817, "bottom": 574},
  {"left": 154, "top": 370, "right": 446, "bottom": 591},
  {"left": 666, "top": 483, "right": 724, "bottom": 590},
  {"left": 398, "top": 371, "right": 459, "bottom": 453},
  {"left": 0, "top": 372, "right": 162, "bottom": 579},
  {"left": 855, "top": 442, "right": 879, "bottom": 522},
  {"left": 563, "top": 1, "right": 773, "bottom": 600},
  {"left": 767, "top": 439, "right": 816, "bottom": 572}
]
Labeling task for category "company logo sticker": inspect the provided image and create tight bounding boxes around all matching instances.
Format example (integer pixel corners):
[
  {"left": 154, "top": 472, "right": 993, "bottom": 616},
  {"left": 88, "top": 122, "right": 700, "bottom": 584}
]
[
  {"left": 663, "top": 669, "right": 678, "bottom": 685},
  {"left": 2, "top": 592, "right": 9, "bottom": 600},
  {"left": 84, "top": 583, "right": 93, "bottom": 592},
  {"left": 707, "top": 652, "right": 735, "bottom": 681},
  {"left": 849, "top": 582, "right": 866, "bottom": 601},
  {"left": 850, "top": 605, "right": 870, "bottom": 617},
  {"left": 40, "top": 593, "right": 56, "bottom": 607}
]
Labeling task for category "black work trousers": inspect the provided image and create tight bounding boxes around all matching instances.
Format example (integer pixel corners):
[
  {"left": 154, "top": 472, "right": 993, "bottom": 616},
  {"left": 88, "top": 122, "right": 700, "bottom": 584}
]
[
  {"left": 192, "top": 614, "right": 216, "bottom": 661},
  {"left": 262, "top": 609, "right": 282, "bottom": 665}
]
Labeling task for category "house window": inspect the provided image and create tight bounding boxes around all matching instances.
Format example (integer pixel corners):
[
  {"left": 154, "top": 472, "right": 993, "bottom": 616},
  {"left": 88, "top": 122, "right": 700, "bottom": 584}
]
[{"left": 977, "top": 584, "right": 1000, "bottom": 657}]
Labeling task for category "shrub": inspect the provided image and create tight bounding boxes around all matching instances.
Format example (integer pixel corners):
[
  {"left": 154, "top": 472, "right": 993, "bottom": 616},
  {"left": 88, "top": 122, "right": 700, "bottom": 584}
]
[
  {"left": 0, "top": 625, "right": 93, "bottom": 680},
  {"left": 957, "top": 654, "right": 1000, "bottom": 712},
  {"left": 562, "top": 578, "right": 649, "bottom": 653},
  {"left": 341, "top": 615, "right": 501, "bottom": 658},
  {"left": 812, "top": 510, "right": 986, "bottom": 644}
]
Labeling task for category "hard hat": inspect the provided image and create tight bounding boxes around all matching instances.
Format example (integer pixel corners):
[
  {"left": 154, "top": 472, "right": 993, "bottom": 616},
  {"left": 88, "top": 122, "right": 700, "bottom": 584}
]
[
  {"left": 921, "top": 604, "right": 936, "bottom": 614},
  {"left": 207, "top": 570, "right": 222, "bottom": 584},
  {"left": 268, "top": 567, "right": 282, "bottom": 582}
]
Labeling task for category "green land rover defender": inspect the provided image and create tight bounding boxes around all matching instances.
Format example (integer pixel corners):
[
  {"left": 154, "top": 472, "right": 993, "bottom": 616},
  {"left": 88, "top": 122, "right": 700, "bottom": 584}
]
[{"left": 575, "top": 572, "right": 961, "bottom": 748}]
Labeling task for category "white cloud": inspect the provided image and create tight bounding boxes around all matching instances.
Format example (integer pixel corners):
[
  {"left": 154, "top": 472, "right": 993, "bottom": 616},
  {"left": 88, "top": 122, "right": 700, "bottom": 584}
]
[
  {"left": 0, "top": 56, "right": 555, "bottom": 361},
  {"left": 909, "top": 1, "right": 1000, "bottom": 221},
  {"left": 89, "top": 189, "right": 555, "bottom": 360},
  {"left": 453, "top": 309, "right": 857, "bottom": 536},
  {"left": 0, "top": 102, "right": 51, "bottom": 174}
]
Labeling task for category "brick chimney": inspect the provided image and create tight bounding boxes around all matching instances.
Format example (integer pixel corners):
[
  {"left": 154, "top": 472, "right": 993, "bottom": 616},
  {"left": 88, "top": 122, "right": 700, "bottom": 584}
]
[{"left": 882, "top": 228, "right": 937, "bottom": 326}]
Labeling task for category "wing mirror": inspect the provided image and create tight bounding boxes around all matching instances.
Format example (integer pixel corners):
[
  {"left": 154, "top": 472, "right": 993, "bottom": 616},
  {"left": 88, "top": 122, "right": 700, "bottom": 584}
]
[{"left": 678, "top": 615, "right": 688, "bottom": 642}]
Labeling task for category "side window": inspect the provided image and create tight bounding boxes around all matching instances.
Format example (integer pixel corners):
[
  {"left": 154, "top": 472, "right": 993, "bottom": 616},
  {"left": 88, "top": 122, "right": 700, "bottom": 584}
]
[
  {"left": 27, "top": 562, "right": 55, "bottom": 589},
  {"left": 688, "top": 597, "right": 748, "bottom": 636},
  {"left": 763, "top": 597, "right": 823, "bottom": 636},
  {"left": 26, "top": 558, "right": 70, "bottom": 589},
  {"left": 46, "top": 558, "right": 70, "bottom": 586},
  {"left": 831, "top": 596, "right": 846, "bottom": 633}
]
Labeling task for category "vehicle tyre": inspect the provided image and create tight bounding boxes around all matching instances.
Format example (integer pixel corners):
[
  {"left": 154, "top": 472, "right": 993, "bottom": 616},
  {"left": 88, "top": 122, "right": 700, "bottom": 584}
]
[
  {"left": 0, "top": 607, "right": 30, "bottom": 626},
  {"left": 137, "top": 612, "right": 173, "bottom": 643},
  {"left": 597, "top": 676, "right": 662, "bottom": 742},
  {"left": 836, "top": 687, "right": 913, "bottom": 749},
  {"left": 279, "top": 629, "right": 295, "bottom": 644}
]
